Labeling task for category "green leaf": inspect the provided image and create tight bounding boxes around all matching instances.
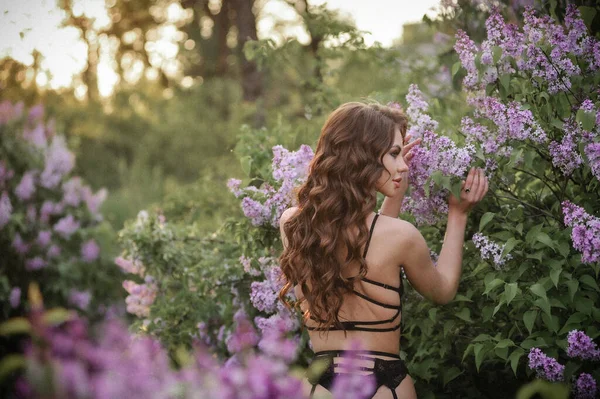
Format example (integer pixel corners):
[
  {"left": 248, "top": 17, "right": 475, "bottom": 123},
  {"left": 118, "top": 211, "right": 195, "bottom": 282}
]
[
  {"left": 516, "top": 379, "right": 569, "bottom": 399},
  {"left": 455, "top": 307, "right": 473, "bottom": 322},
  {"left": 452, "top": 62, "right": 461, "bottom": 78},
  {"left": 505, "top": 283, "right": 518, "bottom": 305},
  {"left": 0, "top": 318, "right": 31, "bottom": 336},
  {"left": 523, "top": 310, "right": 537, "bottom": 335},
  {"left": 566, "top": 280, "right": 579, "bottom": 302},
  {"left": 240, "top": 155, "right": 253, "bottom": 176},
  {"left": 576, "top": 108, "right": 596, "bottom": 131},
  {"left": 474, "top": 343, "right": 487, "bottom": 372},
  {"left": 492, "top": 46, "right": 503, "bottom": 64},
  {"left": 43, "top": 308, "right": 73, "bottom": 326},
  {"left": 428, "top": 308, "right": 438, "bottom": 322},
  {"left": 0, "top": 354, "right": 26, "bottom": 381},
  {"left": 541, "top": 312, "right": 559, "bottom": 333},
  {"left": 530, "top": 283, "right": 547, "bottom": 300},
  {"left": 484, "top": 278, "right": 504, "bottom": 295},
  {"left": 500, "top": 74, "right": 510, "bottom": 91},
  {"left": 558, "top": 312, "right": 588, "bottom": 335},
  {"left": 479, "top": 212, "right": 495, "bottom": 232},
  {"left": 443, "top": 366, "right": 463, "bottom": 387},
  {"left": 536, "top": 232, "right": 556, "bottom": 251},
  {"left": 579, "top": 6, "right": 597, "bottom": 29},
  {"left": 509, "top": 348, "right": 524, "bottom": 376},
  {"left": 496, "top": 339, "right": 515, "bottom": 349},
  {"left": 502, "top": 238, "right": 520, "bottom": 257},
  {"left": 534, "top": 297, "right": 552, "bottom": 317},
  {"left": 472, "top": 334, "right": 493, "bottom": 343},
  {"left": 575, "top": 297, "right": 593, "bottom": 316},
  {"left": 550, "top": 268, "right": 561, "bottom": 288},
  {"left": 580, "top": 275, "right": 600, "bottom": 292}
]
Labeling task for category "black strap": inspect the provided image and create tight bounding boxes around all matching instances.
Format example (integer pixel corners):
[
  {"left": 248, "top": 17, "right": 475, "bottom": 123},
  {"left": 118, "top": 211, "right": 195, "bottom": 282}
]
[
  {"left": 362, "top": 212, "right": 380, "bottom": 258},
  {"left": 314, "top": 349, "right": 400, "bottom": 359}
]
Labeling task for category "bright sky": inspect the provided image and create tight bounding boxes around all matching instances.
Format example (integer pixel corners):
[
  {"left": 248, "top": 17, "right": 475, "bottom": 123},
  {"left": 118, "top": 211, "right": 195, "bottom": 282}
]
[{"left": 0, "top": 0, "right": 440, "bottom": 96}]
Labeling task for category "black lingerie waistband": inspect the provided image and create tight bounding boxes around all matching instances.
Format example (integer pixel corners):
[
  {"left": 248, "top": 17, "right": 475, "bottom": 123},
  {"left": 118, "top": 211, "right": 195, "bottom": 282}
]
[{"left": 308, "top": 349, "right": 409, "bottom": 393}]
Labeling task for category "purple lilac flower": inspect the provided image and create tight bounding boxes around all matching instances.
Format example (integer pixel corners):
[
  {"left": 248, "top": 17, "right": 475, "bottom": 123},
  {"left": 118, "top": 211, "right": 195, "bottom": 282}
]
[
  {"left": 25, "top": 205, "right": 36, "bottom": 224},
  {"left": 528, "top": 347, "right": 565, "bottom": 382},
  {"left": 472, "top": 233, "right": 513, "bottom": 269},
  {"left": 521, "top": 8, "right": 582, "bottom": 93},
  {"left": 567, "top": 330, "right": 600, "bottom": 360},
  {"left": 82, "top": 187, "right": 107, "bottom": 217},
  {"left": 241, "top": 196, "right": 270, "bottom": 226},
  {"left": 69, "top": 290, "right": 92, "bottom": 310},
  {"left": 25, "top": 256, "right": 47, "bottom": 270},
  {"left": 114, "top": 256, "right": 145, "bottom": 276},
  {"left": 235, "top": 145, "right": 313, "bottom": 228},
  {"left": 12, "top": 233, "right": 30, "bottom": 254},
  {"left": 122, "top": 279, "right": 157, "bottom": 317},
  {"left": 47, "top": 244, "right": 61, "bottom": 258},
  {"left": 405, "top": 84, "right": 438, "bottom": 139},
  {"left": 9, "top": 287, "right": 21, "bottom": 308},
  {"left": 227, "top": 178, "right": 243, "bottom": 197},
  {"left": 23, "top": 123, "right": 47, "bottom": 148},
  {"left": 574, "top": 373, "right": 597, "bottom": 399},
  {"left": 62, "top": 177, "right": 84, "bottom": 206},
  {"left": 255, "top": 307, "right": 300, "bottom": 336},
  {"left": 562, "top": 201, "right": 600, "bottom": 264},
  {"left": 0, "top": 191, "right": 12, "bottom": 228},
  {"left": 401, "top": 85, "right": 474, "bottom": 225},
  {"left": 470, "top": 96, "right": 547, "bottom": 147},
  {"left": 0, "top": 101, "right": 24, "bottom": 124},
  {"left": 226, "top": 309, "right": 260, "bottom": 353},
  {"left": 15, "top": 172, "right": 36, "bottom": 201},
  {"left": 584, "top": 142, "right": 600, "bottom": 180},
  {"left": 28, "top": 104, "right": 44, "bottom": 121},
  {"left": 330, "top": 340, "right": 377, "bottom": 399},
  {"left": 40, "top": 136, "right": 75, "bottom": 189},
  {"left": 249, "top": 263, "right": 285, "bottom": 312},
  {"left": 81, "top": 239, "right": 100, "bottom": 263},
  {"left": 36, "top": 230, "right": 52, "bottom": 247},
  {"left": 53, "top": 214, "right": 80, "bottom": 239},
  {"left": 454, "top": 29, "right": 480, "bottom": 89},
  {"left": 258, "top": 325, "right": 299, "bottom": 363}
]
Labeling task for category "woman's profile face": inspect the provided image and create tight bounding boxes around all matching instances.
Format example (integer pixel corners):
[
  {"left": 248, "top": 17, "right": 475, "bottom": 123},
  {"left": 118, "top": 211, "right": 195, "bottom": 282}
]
[{"left": 376, "top": 127, "right": 409, "bottom": 197}]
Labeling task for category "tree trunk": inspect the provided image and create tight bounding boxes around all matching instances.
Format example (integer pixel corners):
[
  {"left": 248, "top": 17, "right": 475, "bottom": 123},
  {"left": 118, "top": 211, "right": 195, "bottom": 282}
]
[{"left": 231, "top": 0, "right": 263, "bottom": 102}]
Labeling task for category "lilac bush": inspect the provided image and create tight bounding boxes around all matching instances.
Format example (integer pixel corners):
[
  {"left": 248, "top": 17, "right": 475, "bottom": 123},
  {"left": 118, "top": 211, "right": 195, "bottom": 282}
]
[{"left": 0, "top": 101, "right": 118, "bottom": 320}]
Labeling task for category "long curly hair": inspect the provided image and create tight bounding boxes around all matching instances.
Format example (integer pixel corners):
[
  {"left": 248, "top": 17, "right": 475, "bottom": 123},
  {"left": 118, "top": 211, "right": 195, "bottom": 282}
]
[{"left": 279, "top": 102, "right": 408, "bottom": 331}]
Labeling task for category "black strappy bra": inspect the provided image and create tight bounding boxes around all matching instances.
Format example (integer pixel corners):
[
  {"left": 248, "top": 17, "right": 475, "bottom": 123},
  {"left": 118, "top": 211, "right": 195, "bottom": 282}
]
[{"left": 306, "top": 212, "right": 404, "bottom": 332}]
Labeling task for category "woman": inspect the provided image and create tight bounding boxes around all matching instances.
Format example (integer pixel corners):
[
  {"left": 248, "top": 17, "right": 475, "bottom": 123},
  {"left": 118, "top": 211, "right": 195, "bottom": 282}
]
[{"left": 278, "top": 102, "right": 489, "bottom": 398}]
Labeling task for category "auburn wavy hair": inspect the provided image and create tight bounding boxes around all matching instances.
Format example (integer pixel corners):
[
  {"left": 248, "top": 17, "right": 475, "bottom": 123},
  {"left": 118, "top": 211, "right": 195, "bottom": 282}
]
[{"left": 279, "top": 102, "right": 408, "bottom": 332}]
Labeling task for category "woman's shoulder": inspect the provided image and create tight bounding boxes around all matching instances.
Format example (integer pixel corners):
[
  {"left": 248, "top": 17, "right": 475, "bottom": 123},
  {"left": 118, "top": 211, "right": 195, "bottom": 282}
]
[
  {"left": 280, "top": 207, "right": 299, "bottom": 226},
  {"left": 376, "top": 214, "right": 421, "bottom": 245}
]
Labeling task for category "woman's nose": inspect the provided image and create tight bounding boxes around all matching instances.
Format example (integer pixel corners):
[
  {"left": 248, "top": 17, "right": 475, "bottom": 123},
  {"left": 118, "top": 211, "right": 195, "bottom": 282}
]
[{"left": 398, "top": 158, "right": 409, "bottom": 173}]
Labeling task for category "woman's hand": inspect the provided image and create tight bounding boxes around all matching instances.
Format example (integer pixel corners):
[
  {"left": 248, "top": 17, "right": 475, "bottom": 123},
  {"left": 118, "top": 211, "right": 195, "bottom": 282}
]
[
  {"left": 402, "top": 133, "right": 421, "bottom": 165},
  {"left": 448, "top": 167, "right": 489, "bottom": 214}
]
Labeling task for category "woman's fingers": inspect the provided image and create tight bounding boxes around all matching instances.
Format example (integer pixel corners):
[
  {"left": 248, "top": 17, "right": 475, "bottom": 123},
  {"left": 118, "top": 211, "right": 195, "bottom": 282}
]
[{"left": 464, "top": 167, "right": 476, "bottom": 195}]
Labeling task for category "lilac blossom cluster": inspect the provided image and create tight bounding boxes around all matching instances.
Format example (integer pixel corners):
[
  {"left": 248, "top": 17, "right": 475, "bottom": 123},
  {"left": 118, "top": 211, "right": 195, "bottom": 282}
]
[
  {"left": 472, "top": 233, "right": 513, "bottom": 270},
  {"left": 567, "top": 330, "right": 600, "bottom": 361},
  {"left": 17, "top": 311, "right": 309, "bottom": 399},
  {"left": 122, "top": 277, "right": 158, "bottom": 318},
  {"left": 527, "top": 348, "right": 565, "bottom": 382},
  {"left": 1, "top": 102, "right": 106, "bottom": 259},
  {"left": 229, "top": 145, "right": 314, "bottom": 227},
  {"left": 400, "top": 85, "right": 474, "bottom": 225},
  {"left": 529, "top": 329, "right": 599, "bottom": 396},
  {"left": 574, "top": 373, "right": 597, "bottom": 399},
  {"left": 454, "top": 6, "right": 599, "bottom": 94},
  {"left": 562, "top": 201, "right": 600, "bottom": 264}
]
